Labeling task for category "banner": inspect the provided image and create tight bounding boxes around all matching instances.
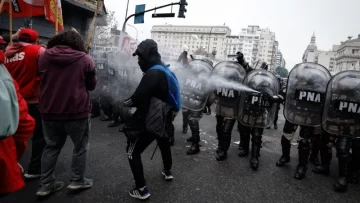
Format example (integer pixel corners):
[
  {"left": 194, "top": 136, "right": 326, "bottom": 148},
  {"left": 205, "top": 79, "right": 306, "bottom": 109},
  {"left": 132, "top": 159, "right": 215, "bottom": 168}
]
[
  {"left": 118, "top": 31, "right": 138, "bottom": 56},
  {"left": 44, "top": 0, "right": 64, "bottom": 31},
  {"left": 1, "top": 0, "right": 45, "bottom": 17}
]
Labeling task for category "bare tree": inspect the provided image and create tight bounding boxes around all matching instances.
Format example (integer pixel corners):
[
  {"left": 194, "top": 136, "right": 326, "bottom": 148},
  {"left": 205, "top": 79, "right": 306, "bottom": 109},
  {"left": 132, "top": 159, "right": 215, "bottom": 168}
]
[{"left": 93, "top": 10, "right": 118, "bottom": 47}]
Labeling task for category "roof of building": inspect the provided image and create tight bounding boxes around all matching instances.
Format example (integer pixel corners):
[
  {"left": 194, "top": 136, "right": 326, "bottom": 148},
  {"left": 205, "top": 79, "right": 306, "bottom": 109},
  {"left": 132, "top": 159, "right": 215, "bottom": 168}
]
[{"left": 306, "top": 33, "right": 317, "bottom": 51}]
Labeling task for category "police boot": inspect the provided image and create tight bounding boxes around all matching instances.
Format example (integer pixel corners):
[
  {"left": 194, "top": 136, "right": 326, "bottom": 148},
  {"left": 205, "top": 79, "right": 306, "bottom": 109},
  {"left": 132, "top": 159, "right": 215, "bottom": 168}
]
[
  {"left": 216, "top": 136, "right": 227, "bottom": 161},
  {"left": 108, "top": 120, "right": 121, "bottom": 127},
  {"left": 100, "top": 115, "right": 112, "bottom": 121},
  {"left": 274, "top": 123, "right": 278, "bottom": 130},
  {"left": 294, "top": 139, "right": 310, "bottom": 180},
  {"left": 238, "top": 136, "right": 250, "bottom": 157},
  {"left": 333, "top": 161, "right": 350, "bottom": 192},
  {"left": 216, "top": 135, "right": 231, "bottom": 161},
  {"left": 250, "top": 142, "right": 261, "bottom": 171},
  {"left": 187, "top": 135, "right": 200, "bottom": 155},
  {"left": 187, "top": 120, "right": 201, "bottom": 155},
  {"left": 312, "top": 145, "right": 332, "bottom": 175},
  {"left": 276, "top": 136, "right": 291, "bottom": 167},
  {"left": 309, "top": 136, "right": 321, "bottom": 166}
]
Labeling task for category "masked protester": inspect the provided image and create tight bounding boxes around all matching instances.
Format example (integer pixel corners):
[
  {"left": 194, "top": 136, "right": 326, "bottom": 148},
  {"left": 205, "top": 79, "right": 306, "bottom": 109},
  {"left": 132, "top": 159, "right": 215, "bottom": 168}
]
[
  {"left": 123, "top": 39, "right": 180, "bottom": 200},
  {"left": 4, "top": 28, "right": 46, "bottom": 180},
  {"left": 0, "top": 64, "right": 35, "bottom": 197},
  {"left": 36, "top": 31, "right": 96, "bottom": 196}
]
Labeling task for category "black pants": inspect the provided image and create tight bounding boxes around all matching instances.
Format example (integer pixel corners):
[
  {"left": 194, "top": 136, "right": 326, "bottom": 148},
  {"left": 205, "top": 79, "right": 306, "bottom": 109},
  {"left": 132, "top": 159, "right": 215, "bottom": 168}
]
[
  {"left": 100, "top": 95, "right": 113, "bottom": 117},
  {"left": 216, "top": 115, "right": 236, "bottom": 152},
  {"left": 126, "top": 135, "right": 172, "bottom": 188},
  {"left": 27, "top": 103, "right": 46, "bottom": 174},
  {"left": 91, "top": 97, "right": 100, "bottom": 116}
]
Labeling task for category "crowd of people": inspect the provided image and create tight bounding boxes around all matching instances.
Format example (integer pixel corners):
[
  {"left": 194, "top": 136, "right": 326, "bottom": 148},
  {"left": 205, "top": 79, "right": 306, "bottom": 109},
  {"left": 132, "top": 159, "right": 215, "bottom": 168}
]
[{"left": 0, "top": 27, "right": 359, "bottom": 202}]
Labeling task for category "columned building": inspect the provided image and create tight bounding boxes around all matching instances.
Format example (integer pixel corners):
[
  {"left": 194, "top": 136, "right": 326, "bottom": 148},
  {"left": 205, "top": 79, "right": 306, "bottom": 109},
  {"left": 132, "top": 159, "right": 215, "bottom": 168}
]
[{"left": 334, "top": 35, "right": 360, "bottom": 74}]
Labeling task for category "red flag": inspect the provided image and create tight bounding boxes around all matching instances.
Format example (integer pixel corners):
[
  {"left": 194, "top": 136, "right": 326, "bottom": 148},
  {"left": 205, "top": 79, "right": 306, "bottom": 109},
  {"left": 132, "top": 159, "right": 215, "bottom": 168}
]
[
  {"left": 1, "top": 0, "right": 45, "bottom": 17},
  {"left": 44, "top": 0, "right": 64, "bottom": 32}
]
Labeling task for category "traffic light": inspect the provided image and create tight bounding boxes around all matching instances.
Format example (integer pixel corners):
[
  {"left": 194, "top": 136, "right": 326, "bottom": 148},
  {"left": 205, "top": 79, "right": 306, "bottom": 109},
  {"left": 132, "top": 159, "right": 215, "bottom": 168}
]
[{"left": 178, "top": 0, "right": 187, "bottom": 18}]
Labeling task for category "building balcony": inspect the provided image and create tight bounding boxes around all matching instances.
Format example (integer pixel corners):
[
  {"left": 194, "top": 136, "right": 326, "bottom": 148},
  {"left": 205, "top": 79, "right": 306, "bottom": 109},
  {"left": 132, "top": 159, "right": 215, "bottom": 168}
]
[{"left": 335, "top": 53, "right": 360, "bottom": 60}]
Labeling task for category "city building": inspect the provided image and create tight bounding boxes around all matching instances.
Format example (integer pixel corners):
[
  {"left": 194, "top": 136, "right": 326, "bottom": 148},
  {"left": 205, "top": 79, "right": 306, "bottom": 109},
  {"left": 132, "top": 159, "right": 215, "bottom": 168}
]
[
  {"left": 334, "top": 35, "right": 360, "bottom": 74},
  {"left": 302, "top": 33, "right": 337, "bottom": 73},
  {"left": 258, "top": 28, "right": 277, "bottom": 71},
  {"left": 0, "top": 0, "right": 107, "bottom": 43},
  {"left": 275, "top": 50, "right": 286, "bottom": 68},
  {"left": 225, "top": 35, "right": 241, "bottom": 61},
  {"left": 225, "top": 25, "right": 262, "bottom": 65},
  {"left": 151, "top": 25, "right": 231, "bottom": 60},
  {"left": 224, "top": 25, "right": 277, "bottom": 71}
]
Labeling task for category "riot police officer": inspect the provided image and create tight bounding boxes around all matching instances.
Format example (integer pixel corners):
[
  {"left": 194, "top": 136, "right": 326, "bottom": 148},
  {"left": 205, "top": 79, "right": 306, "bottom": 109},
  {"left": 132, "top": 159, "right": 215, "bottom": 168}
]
[
  {"left": 212, "top": 61, "right": 246, "bottom": 161},
  {"left": 180, "top": 58, "right": 214, "bottom": 155},
  {"left": 281, "top": 62, "right": 331, "bottom": 180},
  {"left": 238, "top": 60, "right": 284, "bottom": 170}
]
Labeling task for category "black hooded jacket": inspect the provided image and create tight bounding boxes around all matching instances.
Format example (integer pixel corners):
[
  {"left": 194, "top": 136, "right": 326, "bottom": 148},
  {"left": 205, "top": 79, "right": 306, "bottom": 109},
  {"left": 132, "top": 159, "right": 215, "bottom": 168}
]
[{"left": 124, "top": 39, "right": 169, "bottom": 113}]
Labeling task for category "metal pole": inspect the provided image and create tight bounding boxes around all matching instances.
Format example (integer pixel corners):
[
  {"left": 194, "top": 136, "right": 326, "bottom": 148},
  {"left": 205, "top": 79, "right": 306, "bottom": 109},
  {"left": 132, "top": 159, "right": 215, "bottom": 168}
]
[
  {"left": 122, "top": 2, "right": 181, "bottom": 32},
  {"left": 124, "top": 0, "right": 130, "bottom": 24},
  {"left": 207, "top": 27, "right": 214, "bottom": 57}
]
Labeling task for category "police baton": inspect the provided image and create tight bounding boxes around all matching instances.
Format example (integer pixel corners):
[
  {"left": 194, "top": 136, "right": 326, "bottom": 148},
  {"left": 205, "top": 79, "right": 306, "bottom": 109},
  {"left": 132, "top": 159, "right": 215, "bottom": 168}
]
[{"left": 150, "top": 144, "right": 158, "bottom": 160}]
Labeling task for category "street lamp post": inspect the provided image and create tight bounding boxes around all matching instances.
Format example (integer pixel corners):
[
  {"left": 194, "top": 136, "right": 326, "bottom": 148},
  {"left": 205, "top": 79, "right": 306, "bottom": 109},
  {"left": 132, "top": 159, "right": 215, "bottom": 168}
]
[
  {"left": 207, "top": 27, "right": 215, "bottom": 57},
  {"left": 124, "top": 0, "right": 130, "bottom": 23}
]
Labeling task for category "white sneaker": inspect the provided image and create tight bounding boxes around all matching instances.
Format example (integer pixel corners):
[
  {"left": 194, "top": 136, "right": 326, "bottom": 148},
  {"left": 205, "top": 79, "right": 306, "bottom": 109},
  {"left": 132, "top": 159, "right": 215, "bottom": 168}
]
[{"left": 24, "top": 173, "right": 41, "bottom": 179}]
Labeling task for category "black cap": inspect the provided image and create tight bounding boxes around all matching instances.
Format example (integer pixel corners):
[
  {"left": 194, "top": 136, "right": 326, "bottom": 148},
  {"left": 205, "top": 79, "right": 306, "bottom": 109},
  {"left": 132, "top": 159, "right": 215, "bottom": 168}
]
[{"left": 132, "top": 39, "right": 159, "bottom": 58}]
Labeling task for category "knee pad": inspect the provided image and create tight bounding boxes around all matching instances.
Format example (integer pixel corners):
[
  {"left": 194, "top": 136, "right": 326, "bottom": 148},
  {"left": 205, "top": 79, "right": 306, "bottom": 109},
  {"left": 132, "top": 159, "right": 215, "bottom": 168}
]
[
  {"left": 190, "top": 110, "right": 203, "bottom": 120},
  {"left": 299, "top": 126, "right": 312, "bottom": 139},
  {"left": 336, "top": 138, "right": 352, "bottom": 158},
  {"left": 251, "top": 134, "right": 262, "bottom": 144},
  {"left": 223, "top": 118, "right": 235, "bottom": 135},
  {"left": 298, "top": 138, "right": 310, "bottom": 150}
]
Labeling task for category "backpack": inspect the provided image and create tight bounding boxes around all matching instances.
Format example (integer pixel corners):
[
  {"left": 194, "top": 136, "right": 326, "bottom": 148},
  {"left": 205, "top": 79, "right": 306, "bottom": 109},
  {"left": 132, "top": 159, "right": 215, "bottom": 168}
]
[{"left": 0, "top": 63, "right": 19, "bottom": 140}]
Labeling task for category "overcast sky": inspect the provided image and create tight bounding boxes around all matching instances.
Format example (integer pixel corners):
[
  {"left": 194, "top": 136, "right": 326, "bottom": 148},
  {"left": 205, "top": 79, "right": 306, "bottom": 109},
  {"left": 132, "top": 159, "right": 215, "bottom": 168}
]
[{"left": 105, "top": 0, "right": 359, "bottom": 70}]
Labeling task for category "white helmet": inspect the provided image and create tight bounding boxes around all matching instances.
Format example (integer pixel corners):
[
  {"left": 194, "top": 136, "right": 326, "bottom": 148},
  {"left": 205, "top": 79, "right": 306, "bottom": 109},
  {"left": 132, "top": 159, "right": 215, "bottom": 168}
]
[{"left": 182, "top": 44, "right": 189, "bottom": 52}]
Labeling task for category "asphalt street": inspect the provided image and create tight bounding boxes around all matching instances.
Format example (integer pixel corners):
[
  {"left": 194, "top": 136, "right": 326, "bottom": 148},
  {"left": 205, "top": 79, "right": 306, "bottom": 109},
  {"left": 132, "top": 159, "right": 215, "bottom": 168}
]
[{"left": 2, "top": 108, "right": 360, "bottom": 203}]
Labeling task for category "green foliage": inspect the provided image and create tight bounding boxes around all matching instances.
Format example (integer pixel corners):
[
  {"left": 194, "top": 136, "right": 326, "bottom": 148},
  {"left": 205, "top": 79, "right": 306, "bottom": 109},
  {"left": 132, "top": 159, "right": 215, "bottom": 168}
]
[{"left": 275, "top": 66, "right": 289, "bottom": 78}]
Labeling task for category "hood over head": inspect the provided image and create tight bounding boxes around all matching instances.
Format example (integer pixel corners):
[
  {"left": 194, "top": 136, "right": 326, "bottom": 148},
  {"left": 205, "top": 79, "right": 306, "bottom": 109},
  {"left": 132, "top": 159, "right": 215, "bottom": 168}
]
[
  {"left": 44, "top": 46, "right": 86, "bottom": 66},
  {"left": 133, "top": 39, "right": 162, "bottom": 72}
]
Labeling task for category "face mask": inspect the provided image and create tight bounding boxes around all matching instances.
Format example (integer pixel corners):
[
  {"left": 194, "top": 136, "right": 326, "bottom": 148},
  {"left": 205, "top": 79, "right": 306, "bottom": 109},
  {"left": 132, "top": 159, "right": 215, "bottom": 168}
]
[{"left": 138, "top": 60, "right": 147, "bottom": 72}]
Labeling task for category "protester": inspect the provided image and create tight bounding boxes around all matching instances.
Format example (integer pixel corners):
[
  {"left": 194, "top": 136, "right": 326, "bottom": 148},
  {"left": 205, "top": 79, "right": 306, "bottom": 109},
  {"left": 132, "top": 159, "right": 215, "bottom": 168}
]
[
  {"left": 123, "top": 39, "right": 181, "bottom": 200},
  {"left": 36, "top": 30, "right": 96, "bottom": 196},
  {"left": 0, "top": 35, "right": 8, "bottom": 63},
  {"left": 0, "top": 63, "right": 35, "bottom": 197},
  {"left": 4, "top": 28, "right": 46, "bottom": 180}
]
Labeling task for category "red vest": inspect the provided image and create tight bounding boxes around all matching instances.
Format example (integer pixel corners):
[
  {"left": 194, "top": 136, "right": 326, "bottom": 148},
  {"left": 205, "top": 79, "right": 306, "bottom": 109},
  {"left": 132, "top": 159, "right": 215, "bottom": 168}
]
[{"left": 5, "top": 45, "right": 42, "bottom": 103}]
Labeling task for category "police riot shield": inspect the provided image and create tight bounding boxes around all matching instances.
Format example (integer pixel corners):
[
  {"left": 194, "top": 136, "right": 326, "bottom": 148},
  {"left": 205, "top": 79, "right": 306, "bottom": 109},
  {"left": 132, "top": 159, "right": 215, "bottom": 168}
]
[
  {"left": 238, "top": 69, "right": 280, "bottom": 128},
  {"left": 284, "top": 62, "right": 331, "bottom": 126},
  {"left": 322, "top": 70, "right": 360, "bottom": 137},
  {"left": 172, "top": 60, "right": 213, "bottom": 111},
  {"left": 211, "top": 61, "right": 246, "bottom": 118}
]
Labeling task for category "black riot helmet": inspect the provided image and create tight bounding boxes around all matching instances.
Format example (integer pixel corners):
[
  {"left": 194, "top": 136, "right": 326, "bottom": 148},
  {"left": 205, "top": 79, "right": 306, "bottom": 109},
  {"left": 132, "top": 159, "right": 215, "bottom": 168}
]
[
  {"left": 236, "top": 52, "right": 245, "bottom": 63},
  {"left": 254, "top": 60, "right": 268, "bottom": 70}
]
